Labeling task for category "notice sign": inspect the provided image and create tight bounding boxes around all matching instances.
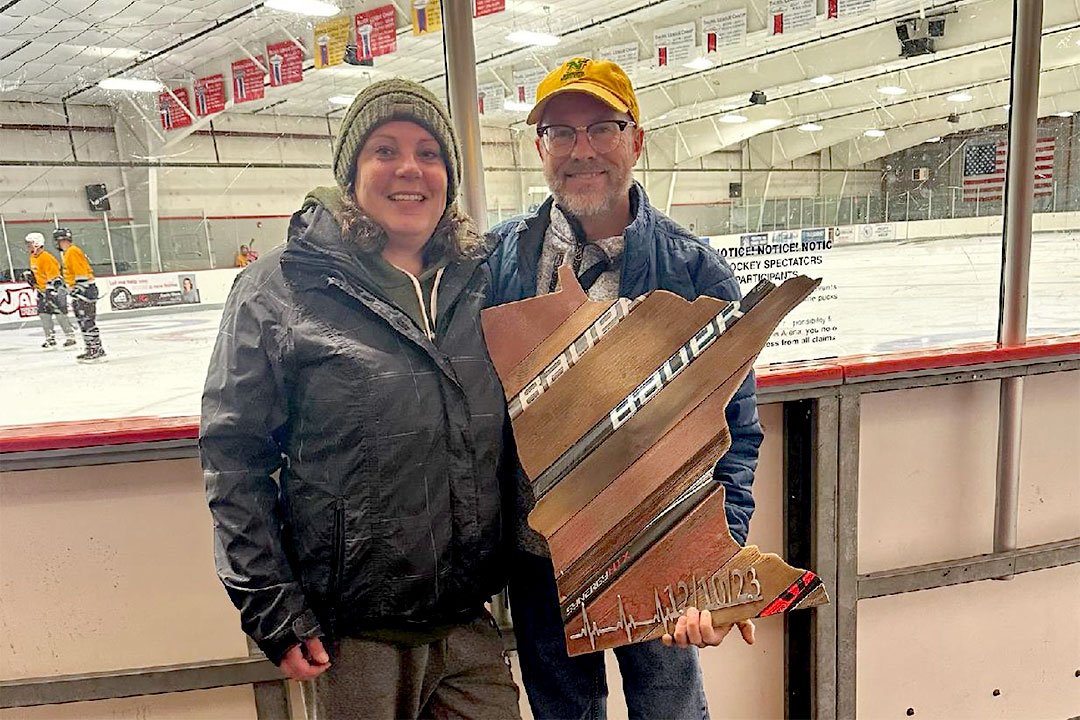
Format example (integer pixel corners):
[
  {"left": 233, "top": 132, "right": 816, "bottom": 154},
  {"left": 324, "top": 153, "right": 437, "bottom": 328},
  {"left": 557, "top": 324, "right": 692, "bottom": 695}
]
[
  {"left": 354, "top": 5, "right": 397, "bottom": 60},
  {"left": 477, "top": 80, "right": 505, "bottom": 115},
  {"left": 193, "top": 74, "right": 226, "bottom": 117},
  {"left": 474, "top": 0, "right": 504, "bottom": 17},
  {"left": 512, "top": 67, "right": 547, "bottom": 104},
  {"left": 770, "top": 0, "right": 816, "bottom": 35},
  {"left": 313, "top": 15, "right": 351, "bottom": 68},
  {"left": 703, "top": 9, "right": 747, "bottom": 53},
  {"left": 411, "top": 0, "right": 442, "bottom": 35},
  {"left": 654, "top": 22, "right": 695, "bottom": 67},
  {"left": 105, "top": 273, "right": 203, "bottom": 311},
  {"left": 598, "top": 42, "right": 639, "bottom": 67},
  {"left": 232, "top": 56, "right": 266, "bottom": 103},
  {"left": 829, "top": 0, "right": 875, "bottom": 18},
  {"left": 711, "top": 227, "right": 839, "bottom": 364},
  {"left": 158, "top": 88, "right": 192, "bottom": 131},
  {"left": 266, "top": 40, "right": 304, "bottom": 87}
]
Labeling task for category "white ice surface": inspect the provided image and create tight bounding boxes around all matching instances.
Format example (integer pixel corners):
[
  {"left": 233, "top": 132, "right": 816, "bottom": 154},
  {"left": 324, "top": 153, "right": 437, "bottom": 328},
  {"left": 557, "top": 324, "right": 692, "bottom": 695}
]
[{"left": 1, "top": 232, "right": 1076, "bottom": 427}]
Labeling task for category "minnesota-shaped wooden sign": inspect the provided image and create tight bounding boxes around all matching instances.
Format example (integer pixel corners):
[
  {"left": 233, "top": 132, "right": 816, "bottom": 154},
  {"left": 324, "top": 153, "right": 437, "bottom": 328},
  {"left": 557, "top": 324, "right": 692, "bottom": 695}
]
[{"left": 482, "top": 266, "right": 829, "bottom": 655}]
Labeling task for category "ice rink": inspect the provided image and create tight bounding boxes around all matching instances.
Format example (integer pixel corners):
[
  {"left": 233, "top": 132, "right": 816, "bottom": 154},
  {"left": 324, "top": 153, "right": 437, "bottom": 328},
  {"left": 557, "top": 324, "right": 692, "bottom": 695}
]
[{"left": 2, "top": 231, "right": 1076, "bottom": 427}]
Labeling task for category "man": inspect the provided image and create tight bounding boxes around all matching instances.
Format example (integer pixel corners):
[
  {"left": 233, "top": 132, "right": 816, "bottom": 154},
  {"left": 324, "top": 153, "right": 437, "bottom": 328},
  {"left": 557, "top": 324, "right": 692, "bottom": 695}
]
[
  {"left": 54, "top": 227, "right": 106, "bottom": 361},
  {"left": 487, "top": 57, "right": 763, "bottom": 719},
  {"left": 23, "top": 232, "right": 77, "bottom": 350}
]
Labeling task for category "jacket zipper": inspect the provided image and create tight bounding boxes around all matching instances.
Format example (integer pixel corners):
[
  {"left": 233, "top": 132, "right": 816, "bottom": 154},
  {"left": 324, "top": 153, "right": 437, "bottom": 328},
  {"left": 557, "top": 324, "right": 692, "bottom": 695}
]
[
  {"left": 324, "top": 275, "right": 465, "bottom": 390},
  {"left": 328, "top": 498, "right": 346, "bottom": 615}
]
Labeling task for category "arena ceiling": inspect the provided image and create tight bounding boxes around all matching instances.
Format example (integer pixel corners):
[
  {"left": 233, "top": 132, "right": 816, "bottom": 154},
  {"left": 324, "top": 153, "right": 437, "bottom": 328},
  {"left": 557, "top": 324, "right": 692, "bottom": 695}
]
[{"left": 1, "top": 0, "right": 1078, "bottom": 168}]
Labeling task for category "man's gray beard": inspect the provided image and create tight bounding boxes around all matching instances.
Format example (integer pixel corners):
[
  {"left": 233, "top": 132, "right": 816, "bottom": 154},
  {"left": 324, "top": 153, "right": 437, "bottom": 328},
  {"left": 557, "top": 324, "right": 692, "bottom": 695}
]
[{"left": 545, "top": 164, "right": 633, "bottom": 219}]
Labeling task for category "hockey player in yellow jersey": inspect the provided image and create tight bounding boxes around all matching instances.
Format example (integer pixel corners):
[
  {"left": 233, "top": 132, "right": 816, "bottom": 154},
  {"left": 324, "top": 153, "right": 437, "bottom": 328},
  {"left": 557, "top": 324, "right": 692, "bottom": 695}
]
[
  {"left": 23, "top": 232, "right": 77, "bottom": 349},
  {"left": 54, "top": 227, "right": 106, "bottom": 362}
]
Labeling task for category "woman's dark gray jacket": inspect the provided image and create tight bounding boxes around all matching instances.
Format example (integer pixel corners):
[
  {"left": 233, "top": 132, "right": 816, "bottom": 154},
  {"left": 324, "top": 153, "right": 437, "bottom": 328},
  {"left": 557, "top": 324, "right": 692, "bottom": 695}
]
[{"left": 200, "top": 202, "right": 514, "bottom": 663}]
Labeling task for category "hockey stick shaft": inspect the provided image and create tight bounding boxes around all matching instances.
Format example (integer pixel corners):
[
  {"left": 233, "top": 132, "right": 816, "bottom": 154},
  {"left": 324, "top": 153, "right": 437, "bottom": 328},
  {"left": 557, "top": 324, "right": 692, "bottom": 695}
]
[{"left": 533, "top": 279, "right": 774, "bottom": 500}]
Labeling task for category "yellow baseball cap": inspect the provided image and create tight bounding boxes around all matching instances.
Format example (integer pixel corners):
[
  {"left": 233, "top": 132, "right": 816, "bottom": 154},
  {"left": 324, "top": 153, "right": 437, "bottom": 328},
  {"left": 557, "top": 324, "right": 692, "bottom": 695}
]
[{"left": 527, "top": 57, "right": 641, "bottom": 126}]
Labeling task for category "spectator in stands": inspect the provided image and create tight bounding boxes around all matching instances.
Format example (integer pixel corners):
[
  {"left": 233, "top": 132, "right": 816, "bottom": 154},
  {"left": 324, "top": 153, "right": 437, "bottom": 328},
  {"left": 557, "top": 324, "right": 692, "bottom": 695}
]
[
  {"left": 201, "top": 78, "right": 519, "bottom": 720},
  {"left": 234, "top": 244, "right": 252, "bottom": 267},
  {"left": 23, "top": 232, "right": 77, "bottom": 350}
]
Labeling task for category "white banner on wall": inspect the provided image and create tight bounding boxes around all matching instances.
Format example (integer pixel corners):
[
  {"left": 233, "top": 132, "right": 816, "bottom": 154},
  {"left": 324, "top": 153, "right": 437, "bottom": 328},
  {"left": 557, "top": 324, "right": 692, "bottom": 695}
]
[
  {"left": 101, "top": 272, "right": 203, "bottom": 311},
  {"left": 0, "top": 267, "right": 239, "bottom": 328},
  {"left": 511, "top": 67, "right": 548, "bottom": 105},
  {"left": 703, "top": 9, "right": 747, "bottom": 52},
  {"left": 834, "top": 0, "right": 875, "bottom": 18},
  {"left": 598, "top": 42, "right": 640, "bottom": 67},
  {"left": 769, "top": 0, "right": 816, "bottom": 34},
  {"left": 476, "top": 80, "right": 506, "bottom": 115},
  {"left": 831, "top": 222, "right": 896, "bottom": 244},
  {"left": 0, "top": 283, "right": 36, "bottom": 319},
  {"left": 711, "top": 228, "right": 840, "bottom": 364},
  {"left": 654, "top": 22, "right": 696, "bottom": 66}
]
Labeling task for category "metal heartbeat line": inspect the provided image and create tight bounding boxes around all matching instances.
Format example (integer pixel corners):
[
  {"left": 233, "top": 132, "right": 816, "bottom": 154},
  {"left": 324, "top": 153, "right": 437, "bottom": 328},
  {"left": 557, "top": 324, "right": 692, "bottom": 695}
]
[{"left": 569, "top": 567, "right": 764, "bottom": 650}]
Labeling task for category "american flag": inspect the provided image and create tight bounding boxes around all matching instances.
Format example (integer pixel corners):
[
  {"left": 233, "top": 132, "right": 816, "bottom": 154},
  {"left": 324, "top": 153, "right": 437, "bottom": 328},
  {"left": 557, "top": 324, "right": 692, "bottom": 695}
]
[{"left": 962, "top": 136, "right": 1056, "bottom": 201}]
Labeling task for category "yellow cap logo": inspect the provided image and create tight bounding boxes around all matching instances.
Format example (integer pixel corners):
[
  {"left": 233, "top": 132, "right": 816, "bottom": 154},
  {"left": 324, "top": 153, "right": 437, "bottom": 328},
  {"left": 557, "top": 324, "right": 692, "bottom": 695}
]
[{"left": 560, "top": 58, "right": 589, "bottom": 82}]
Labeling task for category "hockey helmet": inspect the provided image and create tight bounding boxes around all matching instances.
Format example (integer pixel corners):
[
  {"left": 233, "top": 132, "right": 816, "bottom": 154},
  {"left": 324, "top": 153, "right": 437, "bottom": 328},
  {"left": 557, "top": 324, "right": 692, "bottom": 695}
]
[
  {"left": 25, "top": 232, "right": 45, "bottom": 249},
  {"left": 53, "top": 227, "right": 73, "bottom": 245}
]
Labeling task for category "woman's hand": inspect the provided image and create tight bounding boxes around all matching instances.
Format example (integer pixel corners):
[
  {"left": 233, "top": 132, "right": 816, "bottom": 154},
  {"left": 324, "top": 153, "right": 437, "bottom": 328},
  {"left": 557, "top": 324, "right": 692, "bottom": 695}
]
[{"left": 279, "top": 637, "right": 332, "bottom": 680}]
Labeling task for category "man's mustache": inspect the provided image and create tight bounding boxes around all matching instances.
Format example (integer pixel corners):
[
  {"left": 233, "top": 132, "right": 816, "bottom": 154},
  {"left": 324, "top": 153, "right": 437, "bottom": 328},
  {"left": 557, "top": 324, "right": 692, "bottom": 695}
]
[{"left": 560, "top": 161, "right": 615, "bottom": 176}]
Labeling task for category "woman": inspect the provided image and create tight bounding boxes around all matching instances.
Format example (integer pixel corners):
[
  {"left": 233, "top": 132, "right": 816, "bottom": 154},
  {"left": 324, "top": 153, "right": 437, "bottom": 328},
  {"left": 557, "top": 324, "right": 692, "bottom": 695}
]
[{"left": 201, "top": 79, "right": 520, "bottom": 719}]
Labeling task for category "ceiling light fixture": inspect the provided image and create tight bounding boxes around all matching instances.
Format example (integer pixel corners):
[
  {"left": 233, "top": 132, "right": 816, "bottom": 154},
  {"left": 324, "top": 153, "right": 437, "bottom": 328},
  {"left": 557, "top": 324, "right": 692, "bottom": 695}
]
[
  {"left": 926, "top": 136, "right": 942, "bottom": 142},
  {"left": 97, "top": 77, "right": 164, "bottom": 92},
  {"left": 810, "top": 75, "right": 834, "bottom": 84},
  {"left": 265, "top": 0, "right": 340, "bottom": 16},
  {"left": 329, "top": 95, "right": 355, "bottom": 105},
  {"left": 798, "top": 122, "right": 823, "bottom": 132},
  {"left": 506, "top": 30, "right": 560, "bottom": 47},
  {"left": 1053, "top": 110, "right": 1074, "bottom": 118},
  {"left": 82, "top": 46, "right": 142, "bottom": 60},
  {"left": 719, "top": 114, "right": 748, "bottom": 124},
  {"left": 877, "top": 85, "right": 907, "bottom": 96},
  {"left": 864, "top": 129, "right": 886, "bottom": 138},
  {"left": 683, "top": 57, "right": 714, "bottom": 71},
  {"left": 946, "top": 92, "right": 972, "bottom": 102}
]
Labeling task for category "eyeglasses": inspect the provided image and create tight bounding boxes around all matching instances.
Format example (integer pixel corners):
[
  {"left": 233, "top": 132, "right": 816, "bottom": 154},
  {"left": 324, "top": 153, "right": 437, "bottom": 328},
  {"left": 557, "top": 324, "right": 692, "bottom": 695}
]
[{"left": 537, "top": 120, "right": 635, "bottom": 156}]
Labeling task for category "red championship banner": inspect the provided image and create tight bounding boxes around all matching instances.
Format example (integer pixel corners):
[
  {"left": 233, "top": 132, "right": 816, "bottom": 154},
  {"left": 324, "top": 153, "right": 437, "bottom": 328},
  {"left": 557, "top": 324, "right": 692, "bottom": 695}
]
[
  {"left": 232, "top": 56, "right": 266, "bottom": 104},
  {"left": 354, "top": 5, "right": 397, "bottom": 61},
  {"left": 266, "top": 40, "right": 304, "bottom": 87},
  {"left": 158, "top": 88, "right": 192, "bottom": 131},
  {"left": 193, "top": 74, "right": 226, "bottom": 117},
  {"left": 474, "top": 0, "right": 504, "bottom": 18},
  {"left": 770, "top": 0, "right": 816, "bottom": 35}
]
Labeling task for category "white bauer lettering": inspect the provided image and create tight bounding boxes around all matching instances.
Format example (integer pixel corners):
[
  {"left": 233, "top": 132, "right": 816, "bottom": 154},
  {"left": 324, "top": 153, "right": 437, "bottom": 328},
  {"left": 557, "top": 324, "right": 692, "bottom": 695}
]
[
  {"left": 607, "top": 304, "right": 742, "bottom": 431},
  {"left": 508, "top": 297, "right": 640, "bottom": 419}
]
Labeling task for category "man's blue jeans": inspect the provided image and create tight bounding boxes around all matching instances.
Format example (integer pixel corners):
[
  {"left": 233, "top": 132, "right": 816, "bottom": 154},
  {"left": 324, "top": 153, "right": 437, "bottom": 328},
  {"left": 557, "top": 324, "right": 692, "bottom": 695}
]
[{"left": 509, "top": 551, "right": 709, "bottom": 720}]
